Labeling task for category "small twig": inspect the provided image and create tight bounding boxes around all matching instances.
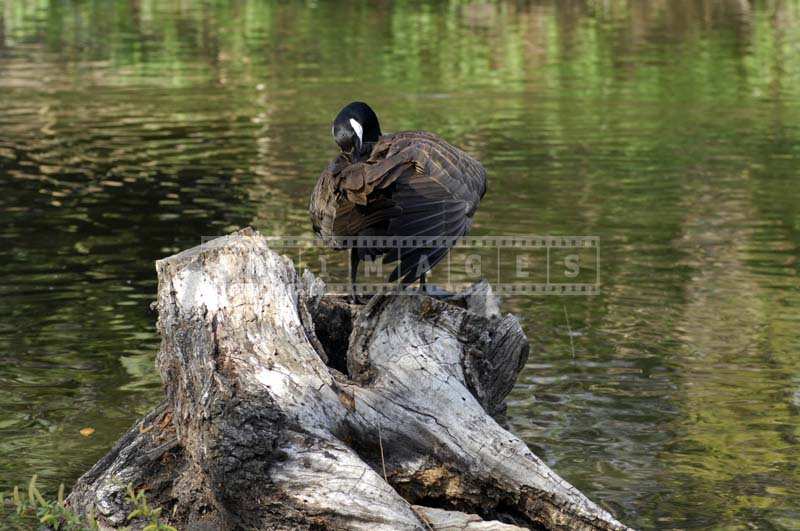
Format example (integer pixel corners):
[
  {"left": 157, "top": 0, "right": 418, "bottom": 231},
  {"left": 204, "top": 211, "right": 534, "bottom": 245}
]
[
  {"left": 377, "top": 420, "right": 388, "bottom": 483},
  {"left": 563, "top": 304, "right": 576, "bottom": 359},
  {"left": 409, "top": 506, "right": 436, "bottom": 531},
  {"left": 137, "top": 437, "right": 179, "bottom": 465}
]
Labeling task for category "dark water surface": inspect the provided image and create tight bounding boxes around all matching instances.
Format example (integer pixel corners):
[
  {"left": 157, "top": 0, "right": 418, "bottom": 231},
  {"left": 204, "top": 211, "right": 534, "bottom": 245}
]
[{"left": 2, "top": 1, "right": 800, "bottom": 528}]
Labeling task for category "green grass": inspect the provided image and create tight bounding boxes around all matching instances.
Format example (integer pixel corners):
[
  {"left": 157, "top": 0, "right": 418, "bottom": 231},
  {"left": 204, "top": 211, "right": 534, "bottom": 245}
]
[{"left": 0, "top": 476, "right": 175, "bottom": 531}]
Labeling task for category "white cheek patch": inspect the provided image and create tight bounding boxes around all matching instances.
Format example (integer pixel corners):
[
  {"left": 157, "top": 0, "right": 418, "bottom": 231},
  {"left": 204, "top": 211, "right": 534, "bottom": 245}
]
[{"left": 349, "top": 118, "right": 363, "bottom": 144}]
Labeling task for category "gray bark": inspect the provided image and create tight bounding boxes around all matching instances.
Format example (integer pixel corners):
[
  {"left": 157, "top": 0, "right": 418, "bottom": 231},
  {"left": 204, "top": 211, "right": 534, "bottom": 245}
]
[{"left": 66, "top": 228, "right": 629, "bottom": 530}]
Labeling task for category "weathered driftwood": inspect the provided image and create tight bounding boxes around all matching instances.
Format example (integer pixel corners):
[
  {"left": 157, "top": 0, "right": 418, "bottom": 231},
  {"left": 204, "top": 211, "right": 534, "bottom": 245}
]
[{"left": 66, "top": 228, "right": 628, "bottom": 530}]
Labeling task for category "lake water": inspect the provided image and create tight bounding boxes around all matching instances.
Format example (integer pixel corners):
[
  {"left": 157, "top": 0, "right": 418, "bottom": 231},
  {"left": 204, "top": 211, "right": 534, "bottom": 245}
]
[{"left": 2, "top": 1, "right": 800, "bottom": 528}]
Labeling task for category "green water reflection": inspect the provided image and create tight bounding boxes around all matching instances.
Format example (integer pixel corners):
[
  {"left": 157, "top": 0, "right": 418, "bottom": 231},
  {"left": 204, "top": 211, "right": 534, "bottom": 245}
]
[{"left": 1, "top": 1, "right": 799, "bottom": 528}]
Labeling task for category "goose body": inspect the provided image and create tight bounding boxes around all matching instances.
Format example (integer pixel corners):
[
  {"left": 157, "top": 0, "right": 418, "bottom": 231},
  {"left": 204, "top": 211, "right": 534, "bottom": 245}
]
[{"left": 309, "top": 103, "right": 486, "bottom": 289}]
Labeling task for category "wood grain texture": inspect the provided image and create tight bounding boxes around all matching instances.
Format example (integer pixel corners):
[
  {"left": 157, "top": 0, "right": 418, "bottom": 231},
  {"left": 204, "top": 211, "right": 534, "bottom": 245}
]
[{"left": 66, "top": 229, "right": 628, "bottom": 531}]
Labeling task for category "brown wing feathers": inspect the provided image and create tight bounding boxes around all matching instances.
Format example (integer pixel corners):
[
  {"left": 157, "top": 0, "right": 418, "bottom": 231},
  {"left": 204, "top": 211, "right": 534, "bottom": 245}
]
[{"left": 309, "top": 131, "right": 486, "bottom": 284}]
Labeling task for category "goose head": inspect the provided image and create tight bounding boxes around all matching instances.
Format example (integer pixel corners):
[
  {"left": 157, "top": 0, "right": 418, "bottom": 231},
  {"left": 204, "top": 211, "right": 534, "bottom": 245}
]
[{"left": 332, "top": 101, "right": 382, "bottom": 162}]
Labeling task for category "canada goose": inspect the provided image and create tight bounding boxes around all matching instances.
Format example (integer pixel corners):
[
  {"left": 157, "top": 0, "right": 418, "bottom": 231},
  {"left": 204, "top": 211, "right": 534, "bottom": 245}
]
[{"left": 309, "top": 101, "right": 486, "bottom": 299}]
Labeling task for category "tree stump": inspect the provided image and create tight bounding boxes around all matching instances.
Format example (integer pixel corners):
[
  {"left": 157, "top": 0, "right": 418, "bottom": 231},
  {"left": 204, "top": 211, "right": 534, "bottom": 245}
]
[{"left": 66, "top": 228, "right": 628, "bottom": 530}]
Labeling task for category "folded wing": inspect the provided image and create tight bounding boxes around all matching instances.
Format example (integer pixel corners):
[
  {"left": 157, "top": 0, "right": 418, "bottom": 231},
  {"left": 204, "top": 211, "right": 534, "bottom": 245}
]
[{"left": 309, "top": 131, "right": 486, "bottom": 284}]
